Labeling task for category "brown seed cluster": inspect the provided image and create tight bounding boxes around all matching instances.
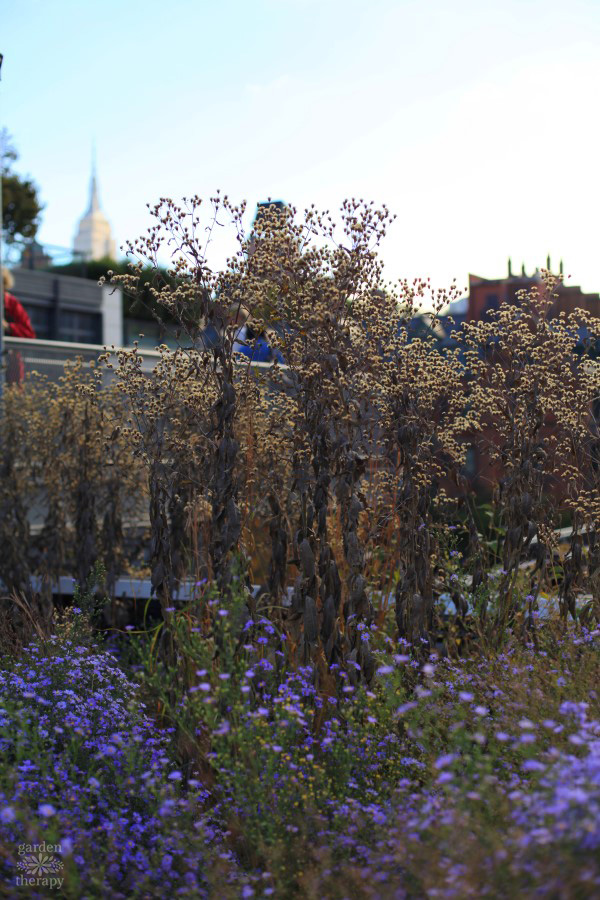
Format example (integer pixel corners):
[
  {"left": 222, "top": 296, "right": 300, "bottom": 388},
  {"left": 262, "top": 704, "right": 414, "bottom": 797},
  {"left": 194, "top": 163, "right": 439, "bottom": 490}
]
[{"left": 3, "top": 200, "right": 600, "bottom": 671}]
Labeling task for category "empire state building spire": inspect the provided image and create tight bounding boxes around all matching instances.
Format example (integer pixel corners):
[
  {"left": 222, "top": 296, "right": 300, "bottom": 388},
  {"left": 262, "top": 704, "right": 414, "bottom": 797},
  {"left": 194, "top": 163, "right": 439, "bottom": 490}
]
[
  {"left": 87, "top": 153, "right": 100, "bottom": 214},
  {"left": 73, "top": 150, "right": 116, "bottom": 261}
]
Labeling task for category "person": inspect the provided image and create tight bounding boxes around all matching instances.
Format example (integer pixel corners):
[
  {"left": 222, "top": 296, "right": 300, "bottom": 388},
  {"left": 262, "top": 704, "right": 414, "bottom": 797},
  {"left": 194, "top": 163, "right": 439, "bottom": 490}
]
[
  {"left": 2, "top": 268, "right": 36, "bottom": 385},
  {"left": 232, "top": 305, "right": 283, "bottom": 364}
]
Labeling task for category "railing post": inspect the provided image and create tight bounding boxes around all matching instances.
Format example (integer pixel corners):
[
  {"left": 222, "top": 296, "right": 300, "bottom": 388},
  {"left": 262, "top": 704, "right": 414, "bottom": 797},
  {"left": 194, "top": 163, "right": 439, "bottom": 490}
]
[{"left": 51, "top": 277, "right": 60, "bottom": 340}]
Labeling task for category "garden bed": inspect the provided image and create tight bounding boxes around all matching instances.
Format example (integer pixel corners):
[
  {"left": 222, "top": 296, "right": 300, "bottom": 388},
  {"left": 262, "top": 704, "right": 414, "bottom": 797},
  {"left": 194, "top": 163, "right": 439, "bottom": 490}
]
[{"left": 0, "top": 582, "right": 599, "bottom": 898}]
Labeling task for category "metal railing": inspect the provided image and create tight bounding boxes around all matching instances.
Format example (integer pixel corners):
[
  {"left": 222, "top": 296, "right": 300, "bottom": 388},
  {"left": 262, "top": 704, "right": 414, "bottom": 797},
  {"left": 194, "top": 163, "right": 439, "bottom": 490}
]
[
  {"left": 1, "top": 336, "right": 159, "bottom": 386},
  {"left": 1, "top": 336, "right": 284, "bottom": 387}
]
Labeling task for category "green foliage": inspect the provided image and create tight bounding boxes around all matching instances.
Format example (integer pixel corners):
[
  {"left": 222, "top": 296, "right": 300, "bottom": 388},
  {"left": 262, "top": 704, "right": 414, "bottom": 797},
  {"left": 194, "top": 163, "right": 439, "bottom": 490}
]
[
  {"left": 1, "top": 130, "right": 44, "bottom": 243},
  {"left": 1, "top": 173, "right": 43, "bottom": 243},
  {"left": 49, "top": 259, "right": 179, "bottom": 325},
  {"left": 49, "top": 257, "right": 127, "bottom": 282}
]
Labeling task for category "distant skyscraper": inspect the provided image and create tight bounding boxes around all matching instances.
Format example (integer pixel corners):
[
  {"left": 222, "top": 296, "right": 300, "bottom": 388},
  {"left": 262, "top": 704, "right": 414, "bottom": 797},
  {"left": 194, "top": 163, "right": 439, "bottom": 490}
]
[{"left": 73, "top": 155, "right": 116, "bottom": 261}]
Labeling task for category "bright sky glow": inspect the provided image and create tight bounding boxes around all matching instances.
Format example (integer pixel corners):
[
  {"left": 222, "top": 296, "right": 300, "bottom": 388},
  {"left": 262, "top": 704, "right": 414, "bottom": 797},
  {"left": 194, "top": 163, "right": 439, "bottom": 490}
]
[{"left": 3, "top": 0, "right": 600, "bottom": 296}]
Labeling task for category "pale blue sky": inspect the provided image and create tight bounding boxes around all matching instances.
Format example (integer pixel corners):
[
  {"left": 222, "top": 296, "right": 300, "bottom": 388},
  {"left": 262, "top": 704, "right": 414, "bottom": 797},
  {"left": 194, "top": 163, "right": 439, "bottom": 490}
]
[{"left": 3, "top": 0, "right": 600, "bottom": 295}]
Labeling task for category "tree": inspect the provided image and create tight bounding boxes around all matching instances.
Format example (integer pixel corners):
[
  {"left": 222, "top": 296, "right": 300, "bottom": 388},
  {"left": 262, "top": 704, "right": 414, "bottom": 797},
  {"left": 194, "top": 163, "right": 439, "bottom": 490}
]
[{"left": 1, "top": 129, "right": 44, "bottom": 243}]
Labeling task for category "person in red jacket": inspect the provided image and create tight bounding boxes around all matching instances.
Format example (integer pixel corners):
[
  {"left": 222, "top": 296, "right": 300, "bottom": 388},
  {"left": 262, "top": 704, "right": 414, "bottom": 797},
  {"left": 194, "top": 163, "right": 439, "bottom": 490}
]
[{"left": 3, "top": 268, "right": 36, "bottom": 385}]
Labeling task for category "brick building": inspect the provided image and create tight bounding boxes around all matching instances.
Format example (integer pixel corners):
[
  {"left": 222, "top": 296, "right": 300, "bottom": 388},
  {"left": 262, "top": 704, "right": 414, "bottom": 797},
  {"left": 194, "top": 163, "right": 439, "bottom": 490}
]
[
  {"left": 467, "top": 259, "right": 600, "bottom": 323},
  {"left": 458, "top": 260, "right": 600, "bottom": 496}
]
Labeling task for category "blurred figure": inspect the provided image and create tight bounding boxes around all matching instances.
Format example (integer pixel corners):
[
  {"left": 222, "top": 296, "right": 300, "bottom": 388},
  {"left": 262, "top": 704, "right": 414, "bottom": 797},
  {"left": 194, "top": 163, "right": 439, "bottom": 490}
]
[
  {"left": 3, "top": 269, "right": 35, "bottom": 338},
  {"left": 232, "top": 304, "right": 283, "bottom": 364},
  {"left": 3, "top": 268, "right": 36, "bottom": 385}
]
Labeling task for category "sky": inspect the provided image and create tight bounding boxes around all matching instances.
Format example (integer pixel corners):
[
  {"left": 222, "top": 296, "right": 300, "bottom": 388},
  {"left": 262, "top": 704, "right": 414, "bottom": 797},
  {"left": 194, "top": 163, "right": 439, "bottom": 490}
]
[{"left": 3, "top": 0, "right": 600, "bottom": 299}]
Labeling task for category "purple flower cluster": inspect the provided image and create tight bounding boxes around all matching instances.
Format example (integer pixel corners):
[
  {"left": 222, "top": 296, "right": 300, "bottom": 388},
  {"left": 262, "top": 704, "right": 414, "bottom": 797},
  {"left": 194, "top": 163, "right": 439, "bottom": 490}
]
[
  {"left": 513, "top": 702, "right": 600, "bottom": 851},
  {"left": 0, "top": 607, "right": 599, "bottom": 896},
  {"left": 0, "top": 637, "right": 227, "bottom": 897}
]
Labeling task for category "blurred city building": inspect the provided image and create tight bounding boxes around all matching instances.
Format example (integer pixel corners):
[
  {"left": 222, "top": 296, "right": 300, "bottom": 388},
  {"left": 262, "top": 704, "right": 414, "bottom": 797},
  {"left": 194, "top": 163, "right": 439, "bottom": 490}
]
[
  {"left": 18, "top": 239, "right": 53, "bottom": 270},
  {"left": 467, "top": 258, "right": 600, "bottom": 322},
  {"left": 10, "top": 268, "right": 122, "bottom": 346}
]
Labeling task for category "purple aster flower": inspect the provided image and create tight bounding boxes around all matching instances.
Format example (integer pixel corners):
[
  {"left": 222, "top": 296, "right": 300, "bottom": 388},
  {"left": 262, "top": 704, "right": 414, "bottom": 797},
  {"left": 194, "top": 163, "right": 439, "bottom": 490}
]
[
  {"left": 38, "top": 803, "right": 56, "bottom": 817},
  {"left": 396, "top": 702, "right": 418, "bottom": 715},
  {"left": 435, "top": 753, "right": 458, "bottom": 770},
  {"left": 437, "top": 772, "right": 454, "bottom": 785},
  {"left": 522, "top": 760, "right": 545, "bottom": 772},
  {"left": 213, "top": 721, "right": 230, "bottom": 736}
]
